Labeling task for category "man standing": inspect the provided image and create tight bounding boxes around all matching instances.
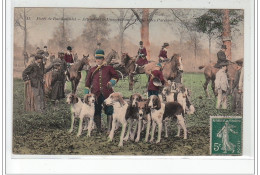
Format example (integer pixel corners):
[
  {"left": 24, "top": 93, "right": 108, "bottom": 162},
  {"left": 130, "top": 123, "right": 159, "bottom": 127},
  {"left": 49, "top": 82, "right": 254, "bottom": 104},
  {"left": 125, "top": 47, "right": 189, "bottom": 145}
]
[
  {"left": 232, "top": 59, "right": 243, "bottom": 113},
  {"left": 85, "top": 49, "right": 119, "bottom": 134},
  {"left": 215, "top": 45, "right": 229, "bottom": 68},
  {"left": 22, "top": 54, "right": 45, "bottom": 112},
  {"left": 159, "top": 43, "right": 169, "bottom": 63},
  {"left": 215, "top": 62, "right": 229, "bottom": 109},
  {"left": 64, "top": 46, "right": 74, "bottom": 64}
]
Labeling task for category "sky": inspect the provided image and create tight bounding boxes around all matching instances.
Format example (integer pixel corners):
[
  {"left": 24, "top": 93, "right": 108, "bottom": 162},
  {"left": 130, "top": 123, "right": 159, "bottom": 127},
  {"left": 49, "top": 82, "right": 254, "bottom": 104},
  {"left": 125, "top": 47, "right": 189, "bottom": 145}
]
[{"left": 13, "top": 8, "right": 244, "bottom": 59}]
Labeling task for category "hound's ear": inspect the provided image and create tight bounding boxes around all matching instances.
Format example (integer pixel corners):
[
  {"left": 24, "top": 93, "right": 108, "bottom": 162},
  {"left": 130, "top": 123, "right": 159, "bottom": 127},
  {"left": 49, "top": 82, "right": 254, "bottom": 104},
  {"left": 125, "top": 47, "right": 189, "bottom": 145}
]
[
  {"left": 145, "top": 101, "right": 148, "bottom": 108},
  {"left": 146, "top": 98, "right": 150, "bottom": 106},
  {"left": 73, "top": 96, "right": 79, "bottom": 104},
  {"left": 119, "top": 95, "right": 125, "bottom": 106},
  {"left": 84, "top": 94, "right": 90, "bottom": 104},
  {"left": 156, "top": 96, "right": 161, "bottom": 110},
  {"left": 138, "top": 94, "right": 143, "bottom": 101},
  {"left": 130, "top": 95, "right": 133, "bottom": 103}
]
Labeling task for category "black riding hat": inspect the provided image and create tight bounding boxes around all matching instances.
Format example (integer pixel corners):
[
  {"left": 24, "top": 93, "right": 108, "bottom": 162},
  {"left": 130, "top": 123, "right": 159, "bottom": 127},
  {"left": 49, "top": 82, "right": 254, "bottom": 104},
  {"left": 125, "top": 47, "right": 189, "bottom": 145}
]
[
  {"left": 221, "top": 45, "right": 227, "bottom": 49},
  {"left": 67, "top": 46, "right": 72, "bottom": 51},
  {"left": 162, "top": 43, "right": 169, "bottom": 47}
]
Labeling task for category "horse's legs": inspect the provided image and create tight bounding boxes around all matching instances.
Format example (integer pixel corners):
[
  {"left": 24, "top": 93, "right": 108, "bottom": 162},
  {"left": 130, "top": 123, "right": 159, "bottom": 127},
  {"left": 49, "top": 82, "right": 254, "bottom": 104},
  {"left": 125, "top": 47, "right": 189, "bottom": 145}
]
[
  {"left": 203, "top": 78, "right": 211, "bottom": 98},
  {"left": 129, "top": 73, "right": 134, "bottom": 91},
  {"left": 211, "top": 79, "right": 217, "bottom": 97},
  {"left": 74, "top": 78, "right": 80, "bottom": 94},
  {"left": 71, "top": 80, "right": 75, "bottom": 94}
]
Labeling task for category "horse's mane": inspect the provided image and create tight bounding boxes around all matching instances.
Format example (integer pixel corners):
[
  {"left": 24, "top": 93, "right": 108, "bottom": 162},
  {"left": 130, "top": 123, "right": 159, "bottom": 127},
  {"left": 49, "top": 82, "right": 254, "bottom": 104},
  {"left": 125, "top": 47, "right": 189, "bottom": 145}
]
[
  {"left": 170, "top": 53, "right": 180, "bottom": 61},
  {"left": 70, "top": 55, "right": 89, "bottom": 72},
  {"left": 105, "top": 49, "right": 117, "bottom": 64},
  {"left": 122, "top": 53, "right": 133, "bottom": 64}
]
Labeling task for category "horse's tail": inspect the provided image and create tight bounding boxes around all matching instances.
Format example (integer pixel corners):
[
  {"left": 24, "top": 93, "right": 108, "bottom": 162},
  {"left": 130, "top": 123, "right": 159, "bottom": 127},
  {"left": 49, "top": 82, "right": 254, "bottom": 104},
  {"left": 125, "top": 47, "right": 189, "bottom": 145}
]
[{"left": 198, "top": 65, "right": 205, "bottom": 70}]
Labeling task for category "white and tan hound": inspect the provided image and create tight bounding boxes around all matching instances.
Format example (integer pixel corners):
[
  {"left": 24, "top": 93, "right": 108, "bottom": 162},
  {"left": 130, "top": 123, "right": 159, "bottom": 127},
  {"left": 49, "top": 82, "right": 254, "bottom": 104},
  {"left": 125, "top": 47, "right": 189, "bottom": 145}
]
[
  {"left": 148, "top": 95, "right": 187, "bottom": 143},
  {"left": 66, "top": 93, "right": 95, "bottom": 137},
  {"left": 104, "top": 92, "right": 129, "bottom": 147}
]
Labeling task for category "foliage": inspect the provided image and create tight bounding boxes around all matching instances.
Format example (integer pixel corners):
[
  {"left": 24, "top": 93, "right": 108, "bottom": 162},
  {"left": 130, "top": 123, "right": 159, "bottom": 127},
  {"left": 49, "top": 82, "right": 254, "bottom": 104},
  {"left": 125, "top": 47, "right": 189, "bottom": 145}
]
[
  {"left": 194, "top": 9, "right": 244, "bottom": 38},
  {"left": 47, "top": 22, "right": 71, "bottom": 51},
  {"left": 81, "top": 14, "right": 110, "bottom": 54}
]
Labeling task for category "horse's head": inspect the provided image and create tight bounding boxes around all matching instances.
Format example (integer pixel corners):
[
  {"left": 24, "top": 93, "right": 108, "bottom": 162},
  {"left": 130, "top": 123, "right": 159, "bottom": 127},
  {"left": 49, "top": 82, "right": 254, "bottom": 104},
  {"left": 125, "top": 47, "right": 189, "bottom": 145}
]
[
  {"left": 106, "top": 49, "right": 120, "bottom": 64},
  {"left": 82, "top": 54, "right": 90, "bottom": 65},
  {"left": 121, "top": 53, "right": 131, "bottom": 65},
  {"left": 171, "top": 54, "right": 183, "bottom": 72}
]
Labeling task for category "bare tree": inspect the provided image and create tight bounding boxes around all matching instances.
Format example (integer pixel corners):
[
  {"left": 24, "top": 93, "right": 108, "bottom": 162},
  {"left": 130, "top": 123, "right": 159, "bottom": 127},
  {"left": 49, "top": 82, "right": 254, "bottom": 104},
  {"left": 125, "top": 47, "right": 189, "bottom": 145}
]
[
  {"left": 47, "top": 8, "right": 71, "bottom": 51},
  {"left": 81, "top": 14, "right": 110, "bottom": 55},
  {"left": 111, "top": 9, "right": 137, "bottom": 56},
  {"left": 131, "top": 8, "right": 158, "bottom": 60},
  {"left": 170, "top": 9, "right": 201, "bottom": 60},
  {"left": 14, "top": 8, "right": 31, "bottom": 55}
]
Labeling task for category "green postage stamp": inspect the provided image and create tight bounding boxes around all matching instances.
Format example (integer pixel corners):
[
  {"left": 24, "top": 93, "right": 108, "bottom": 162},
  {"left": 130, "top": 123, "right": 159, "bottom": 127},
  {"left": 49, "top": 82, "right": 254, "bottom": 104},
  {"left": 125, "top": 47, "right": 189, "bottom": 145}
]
[{"left": 210, "top": 116, "right": 242, "bottom": 155}]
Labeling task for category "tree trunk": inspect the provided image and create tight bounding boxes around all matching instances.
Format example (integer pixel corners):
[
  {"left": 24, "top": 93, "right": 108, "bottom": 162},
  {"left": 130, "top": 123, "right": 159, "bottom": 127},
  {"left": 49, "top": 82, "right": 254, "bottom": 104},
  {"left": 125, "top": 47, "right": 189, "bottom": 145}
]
[
  {"left": 209, "top": 36, "right": 211, "bottom": 63},
  {"left": 119, "top": 10, "right": 124, "bottom": 56},
  {"left": 141, "top": 9, "right": 150, "bottom": 60},
  {"left": 222, "top": 9, "right": 232, "bottom": 60},
  {"left": 23, "top": 8, "right": 27, "bottom": 54},
  {"left": 62, "top": 8, "right": 65, "bottom": 49}
]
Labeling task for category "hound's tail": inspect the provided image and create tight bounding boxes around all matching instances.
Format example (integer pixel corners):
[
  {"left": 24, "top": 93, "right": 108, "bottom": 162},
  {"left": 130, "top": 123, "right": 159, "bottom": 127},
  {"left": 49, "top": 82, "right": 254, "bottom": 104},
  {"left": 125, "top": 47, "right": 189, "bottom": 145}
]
[{"left": 198, "top": 65, "right": 205, "bottom": 70}]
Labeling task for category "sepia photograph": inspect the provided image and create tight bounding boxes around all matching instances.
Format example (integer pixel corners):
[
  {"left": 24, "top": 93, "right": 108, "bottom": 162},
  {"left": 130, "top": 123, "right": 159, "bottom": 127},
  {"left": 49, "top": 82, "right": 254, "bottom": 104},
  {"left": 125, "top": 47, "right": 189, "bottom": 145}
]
[{"left": 12, "top": 7, "right": 245, "bottom": 156}]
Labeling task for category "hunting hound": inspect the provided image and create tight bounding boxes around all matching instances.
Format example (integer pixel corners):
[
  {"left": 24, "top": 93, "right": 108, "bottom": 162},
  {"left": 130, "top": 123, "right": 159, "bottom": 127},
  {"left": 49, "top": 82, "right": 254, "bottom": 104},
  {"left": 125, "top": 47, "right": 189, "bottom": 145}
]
[
  {"left": 147, "top": 95, "right": 187, "bottom": 143},
  {"left": 104, "top": 92, "right": 129, "bottom": 147},
  {"left": 67, "top": 93, "right": 95, "bottom": 137},
  {"left": 123, "top": 93, "right": 143, "bottom": 142}
]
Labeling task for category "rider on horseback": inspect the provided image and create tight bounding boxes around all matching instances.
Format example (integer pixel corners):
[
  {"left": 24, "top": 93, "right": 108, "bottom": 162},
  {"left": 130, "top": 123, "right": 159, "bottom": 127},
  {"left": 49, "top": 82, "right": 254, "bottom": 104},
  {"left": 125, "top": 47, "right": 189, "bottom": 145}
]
[
  {"left": 64, "top": 46, "right": 74, "bottom": 67},
  {"left": 159, "top": 42, "right": 169, "bottom": 63},
  {"left": 133, "top": 41, "right": 148, "bottom": 74},
  {"left": 214, "top": 45, "right": 229, "bottom": 68}
]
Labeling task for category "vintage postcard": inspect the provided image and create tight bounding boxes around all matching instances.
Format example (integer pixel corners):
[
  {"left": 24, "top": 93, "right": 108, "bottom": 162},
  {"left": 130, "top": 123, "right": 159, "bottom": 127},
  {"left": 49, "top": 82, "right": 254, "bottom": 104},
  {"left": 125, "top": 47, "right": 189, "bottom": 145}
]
[{"left": 12, "top": 7, "right": 245, "bottom": 156}]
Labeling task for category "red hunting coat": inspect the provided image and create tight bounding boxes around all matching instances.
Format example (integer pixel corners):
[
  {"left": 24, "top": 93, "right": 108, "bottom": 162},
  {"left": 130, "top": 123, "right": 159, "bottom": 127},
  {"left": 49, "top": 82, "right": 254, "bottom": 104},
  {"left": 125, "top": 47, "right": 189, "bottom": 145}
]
[
  {"left": 136, "top": 47, "right": 148, "bottom": 66},
  {"left": 148, "top": 70, "right": 165, "bottom": 91},
  {"left": 159, "top": 48, "right": 168, "bottom": 60},
  {"left": 85, "top": 65, "right": 119, "bottom": 99},
  {"left": 64, "top": 53, "right": 74, "bottom": 63}
]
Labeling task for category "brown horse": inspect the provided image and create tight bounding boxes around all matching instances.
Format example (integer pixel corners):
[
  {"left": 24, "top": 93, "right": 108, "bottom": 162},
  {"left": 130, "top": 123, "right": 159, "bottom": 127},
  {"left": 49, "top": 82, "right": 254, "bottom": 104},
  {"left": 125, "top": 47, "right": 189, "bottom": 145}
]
[
  {"left": 199, "top": 62, "right": 239, "bottom": 98},
  {"left": 105, "top": 49, "right": 120, "bottom": 65},
  {"left": 121, "top": 53, "right": 138, "bottom": 90},
  {"left": 144, "top": 54, "right": 184, "bottom": 81},
  {"left": 121, "top": 53, "right": 183, "bottom": 90},
  {"left": 67, "top": 54, "right": 90, "bottom": 94}
]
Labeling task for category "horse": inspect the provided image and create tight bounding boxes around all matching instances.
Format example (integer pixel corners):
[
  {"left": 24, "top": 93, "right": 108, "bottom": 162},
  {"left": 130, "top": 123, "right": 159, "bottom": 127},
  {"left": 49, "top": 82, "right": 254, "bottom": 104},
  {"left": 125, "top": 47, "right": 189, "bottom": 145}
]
[
  {"left": 121, "top": 53, "right": 144, "bottom": 90},
  {"left": 121, "top": 53, "right": 183, "bottom": 90},
  {"left": 143, "top": 54, "right": 184, "bottom": 81},
  {"left": 105, "top": 49, "right": 120, "bottom": 65},
  {"left": 66, "top": 54, "right": 90, "bottom": 94},
  {"left": 199, "top": 62, "right": 239, "bottom": 98}
]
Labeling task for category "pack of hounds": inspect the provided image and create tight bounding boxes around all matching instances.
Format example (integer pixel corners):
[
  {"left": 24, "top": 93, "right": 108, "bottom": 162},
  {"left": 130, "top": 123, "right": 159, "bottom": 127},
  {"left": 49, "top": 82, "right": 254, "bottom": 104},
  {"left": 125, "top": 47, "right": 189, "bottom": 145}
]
[{"left": 66, "top": 81, "right": 195, "bottom": 147}]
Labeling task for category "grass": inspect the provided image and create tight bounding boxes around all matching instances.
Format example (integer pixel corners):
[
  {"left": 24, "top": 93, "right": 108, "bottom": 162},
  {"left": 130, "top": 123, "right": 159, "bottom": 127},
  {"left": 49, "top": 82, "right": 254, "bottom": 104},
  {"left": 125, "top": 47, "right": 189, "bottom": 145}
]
[{"left": 12, "top": 72, "right": 240, "bottom": 155}]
